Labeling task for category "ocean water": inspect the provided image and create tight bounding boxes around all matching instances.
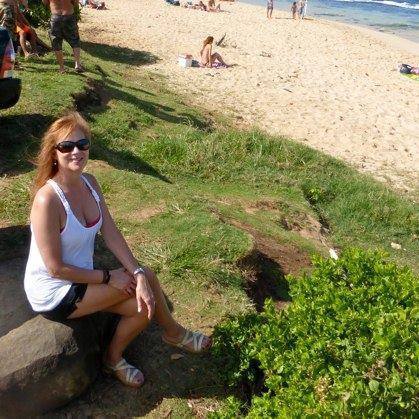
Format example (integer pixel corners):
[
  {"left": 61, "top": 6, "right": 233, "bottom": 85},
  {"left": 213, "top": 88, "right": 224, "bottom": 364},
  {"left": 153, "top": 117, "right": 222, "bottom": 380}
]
[{"left": 241, "top": 0, "right": 419, "bottom": 43}]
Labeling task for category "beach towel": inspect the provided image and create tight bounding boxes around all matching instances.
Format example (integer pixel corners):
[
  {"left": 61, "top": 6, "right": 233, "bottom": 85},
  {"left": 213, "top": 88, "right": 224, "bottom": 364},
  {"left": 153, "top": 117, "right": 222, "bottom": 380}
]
[
  {"left": 403, "top": 73, "right": 419, "bottom": 82},
  {"left": 192, "top": 60, "right": 228, "bottom": 68}
]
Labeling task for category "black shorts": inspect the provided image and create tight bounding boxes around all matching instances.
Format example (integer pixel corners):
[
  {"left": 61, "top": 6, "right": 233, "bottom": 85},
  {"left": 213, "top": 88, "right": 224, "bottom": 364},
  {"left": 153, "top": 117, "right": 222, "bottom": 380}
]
[
  {"left": 41, "top": 283, "right": 87, "bottom": 322},
  {"left": 49, "top": 14, "right": 80, "bottom": 51}
]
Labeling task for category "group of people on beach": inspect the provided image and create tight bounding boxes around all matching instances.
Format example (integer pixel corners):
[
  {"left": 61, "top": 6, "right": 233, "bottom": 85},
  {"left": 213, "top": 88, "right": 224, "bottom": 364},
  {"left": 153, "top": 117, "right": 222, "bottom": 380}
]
[
  {"left": 182, "top": 0, "right": 221, "bottom": 12},
  {"left": 267, "top": 0, "right": 308, "bottom": 19},
  {"left": 0, "top": 0, "right": 107, "bottom": 73},
  {"left": 0, "top": 0, "right": 51, "bottom": 61}
]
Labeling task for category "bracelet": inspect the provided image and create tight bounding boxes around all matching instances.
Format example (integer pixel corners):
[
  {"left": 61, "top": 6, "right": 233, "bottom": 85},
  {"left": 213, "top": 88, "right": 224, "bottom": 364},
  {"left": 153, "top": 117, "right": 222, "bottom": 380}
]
[
  {"left": 102, "top": 269, "right": 111, "bottom": 284},
  {"left": 133, "top": 266, "right": 146, "bottom": 277}
]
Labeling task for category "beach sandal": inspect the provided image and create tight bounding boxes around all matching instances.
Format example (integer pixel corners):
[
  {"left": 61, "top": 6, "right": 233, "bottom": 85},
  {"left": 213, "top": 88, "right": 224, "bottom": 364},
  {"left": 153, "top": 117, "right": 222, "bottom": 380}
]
[
  {"left": 162, "top": 330, "right": 211, "bottom": 354},
  {"left": 104, "top": 358, "right": 144, "bottom": 388}
]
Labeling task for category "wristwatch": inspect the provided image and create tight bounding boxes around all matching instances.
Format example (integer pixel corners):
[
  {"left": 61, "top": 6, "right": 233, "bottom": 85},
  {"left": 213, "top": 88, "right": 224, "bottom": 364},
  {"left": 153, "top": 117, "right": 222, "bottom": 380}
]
[{"left": 133, "top": 266, "right": 146, "bottom": 276}]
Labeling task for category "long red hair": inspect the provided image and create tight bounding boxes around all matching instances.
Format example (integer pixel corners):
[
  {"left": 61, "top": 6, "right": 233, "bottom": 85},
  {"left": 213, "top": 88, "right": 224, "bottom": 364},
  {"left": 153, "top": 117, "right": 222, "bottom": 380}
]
[
  {"left": 203, "top": 36, "right": 214, "bottom": 47},
  {"left": 32, "top": 112, "right": 91, "bottom": 198}
]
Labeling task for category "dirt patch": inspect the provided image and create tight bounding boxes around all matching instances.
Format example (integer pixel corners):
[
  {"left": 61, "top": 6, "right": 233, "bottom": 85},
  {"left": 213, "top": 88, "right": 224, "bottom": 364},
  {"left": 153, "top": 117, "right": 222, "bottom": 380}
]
[
  {"left": 241, "top": 199, "right": 329, "bottom": 247},
  {"left": 0, "top": 224, "right": 30, "bottom": 262},
  {"left": 214, "top": 211, "right": 311, "bottom": 311},
  {"left": 280, "top": 213, "right": 328, "bottom": 246},
  {"left": 128, "top": 205, "right": 166, "bottom": 222},
  {"left": 243, "top": 199, "right": 280, "bottom": 215},
  {"left": 72, "top": 78, "right": 110, "bottom": 111}
]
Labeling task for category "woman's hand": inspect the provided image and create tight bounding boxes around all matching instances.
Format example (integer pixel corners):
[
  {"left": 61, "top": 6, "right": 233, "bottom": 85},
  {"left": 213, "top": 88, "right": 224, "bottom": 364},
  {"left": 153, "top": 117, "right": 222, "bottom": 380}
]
[
  {"left": 109, "top": 268, "right": 136, "bottom": 296},
  {"left": 135, "top": 269, "right": 155, "bottom": 320}
]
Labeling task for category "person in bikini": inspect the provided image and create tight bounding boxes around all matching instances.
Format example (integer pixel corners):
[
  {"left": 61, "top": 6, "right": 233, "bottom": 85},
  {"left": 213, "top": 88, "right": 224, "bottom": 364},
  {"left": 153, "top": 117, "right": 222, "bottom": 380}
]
[
  {"left": 207, "top": 0, "right": 220, "bottom": 12},
  {"left": 291, "top": 1, "right": 299, "bottom": 19},
  {"left": 24, "top": 112, "right": 211, "bottom": 388},
  {"left": 200, "top": 36, "right": 228, "bottom": 68},
  {"left": 42, "top": 0, "right": 83, "bottom": 73}
]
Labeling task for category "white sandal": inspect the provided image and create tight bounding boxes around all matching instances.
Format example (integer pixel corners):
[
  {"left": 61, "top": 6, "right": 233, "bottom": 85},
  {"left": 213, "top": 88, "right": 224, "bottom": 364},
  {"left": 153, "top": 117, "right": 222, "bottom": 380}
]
[
  {"left": 104, "top": 358, "right": 144, "bottom": 388},
  {"left": 162, "top": 330, "right": 211, "bottom": 354}
]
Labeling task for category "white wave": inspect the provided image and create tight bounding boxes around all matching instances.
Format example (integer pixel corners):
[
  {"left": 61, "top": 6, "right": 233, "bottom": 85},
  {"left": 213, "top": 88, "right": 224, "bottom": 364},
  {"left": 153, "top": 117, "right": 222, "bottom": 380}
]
[{"left": 336, "top": 0, "right": 419, "bottom": 10}]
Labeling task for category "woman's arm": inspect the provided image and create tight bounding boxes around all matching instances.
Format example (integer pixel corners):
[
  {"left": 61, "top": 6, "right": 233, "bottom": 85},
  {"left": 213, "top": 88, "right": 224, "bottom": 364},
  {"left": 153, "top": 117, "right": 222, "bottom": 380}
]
[
  {"left": 84, "top": 174, "right": 140, "bottom": 275},
  {"left": 208, "top": 45, "right": 213, "bottom": 67},
  {"left": 85, "top": 174, "right": 155, "bottom": 318},
  {"left": 31, "top": 187, "right": 104, "bottom": 284}
]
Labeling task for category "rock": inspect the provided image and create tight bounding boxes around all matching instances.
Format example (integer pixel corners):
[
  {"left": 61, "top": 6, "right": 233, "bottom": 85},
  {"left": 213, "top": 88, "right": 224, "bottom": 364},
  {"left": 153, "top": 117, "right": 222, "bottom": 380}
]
[
  {"left": 0, "top": 313, "right": 118, "bottom": 417},
  {"left": 0, "top": 258, "right": 34, "bottom": 337},
  {"left": 329, "top": 248, "right": 339, "bottom": 260}
]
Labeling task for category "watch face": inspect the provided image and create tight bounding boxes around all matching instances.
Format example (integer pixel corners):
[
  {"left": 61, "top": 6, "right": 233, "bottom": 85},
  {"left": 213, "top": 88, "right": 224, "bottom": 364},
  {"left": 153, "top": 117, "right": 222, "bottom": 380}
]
[{"left": 134, "top": 267, "right": 145, "bottom": 276}]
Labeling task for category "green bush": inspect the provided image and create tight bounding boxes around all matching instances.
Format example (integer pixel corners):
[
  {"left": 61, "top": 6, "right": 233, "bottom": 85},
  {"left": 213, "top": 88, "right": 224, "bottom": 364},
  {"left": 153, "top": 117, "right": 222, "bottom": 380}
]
[
  {"left": 211, "top": 248, "right": 418, "bottom": 417},
  {"left": 26, "top": 0, "right": 50, "bottom": 28},
  {"left": 26, "top": 0, "right": 80, "bottom": 28}
]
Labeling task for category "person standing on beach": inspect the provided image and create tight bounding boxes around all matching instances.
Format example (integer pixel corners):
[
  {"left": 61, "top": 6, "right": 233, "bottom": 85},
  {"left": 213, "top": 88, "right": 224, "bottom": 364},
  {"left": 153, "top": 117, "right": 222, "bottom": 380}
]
[
  {"left": 42, "top": 0, "right": 83, "bottom": 73},
  {"left": 266, "top": 0, "right": 273, "bottom": 19},
  {"left": 291, "top": 1, "right": 298, "bottom": 19},
  {"left": 300, "top": 0, "right": 307, "bottom": 19}
]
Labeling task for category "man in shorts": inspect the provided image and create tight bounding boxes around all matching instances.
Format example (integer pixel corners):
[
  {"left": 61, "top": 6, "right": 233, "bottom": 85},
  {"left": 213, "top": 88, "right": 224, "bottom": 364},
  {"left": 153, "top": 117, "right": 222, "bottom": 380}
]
[{"left": 42, "top": 0, "right": 83, "bottom": 73}]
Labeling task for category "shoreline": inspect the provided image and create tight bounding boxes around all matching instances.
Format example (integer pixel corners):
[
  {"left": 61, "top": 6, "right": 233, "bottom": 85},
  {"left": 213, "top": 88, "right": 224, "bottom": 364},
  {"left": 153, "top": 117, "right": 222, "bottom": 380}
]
[
  {"left": 79, "top": 0, "right": 419, "bottom": 191},
  {"left": 239, "top": 0, "right": 419, "bottom": 46},
  {"left": 240, "top": 0, "right": 419, "bottom": 56}
]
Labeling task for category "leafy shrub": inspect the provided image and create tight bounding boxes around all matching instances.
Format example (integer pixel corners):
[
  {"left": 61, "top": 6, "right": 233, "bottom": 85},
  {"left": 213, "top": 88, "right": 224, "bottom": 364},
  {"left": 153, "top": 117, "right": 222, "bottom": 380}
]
[
  {"left": 26, "top": 0, "right": 50, "bottom": 28},
  {"left": 211, "top": 248, "right": 418, "bottom": 417},
  {"left": 25, "top": 0, "right": 80, "bottom": 28}
]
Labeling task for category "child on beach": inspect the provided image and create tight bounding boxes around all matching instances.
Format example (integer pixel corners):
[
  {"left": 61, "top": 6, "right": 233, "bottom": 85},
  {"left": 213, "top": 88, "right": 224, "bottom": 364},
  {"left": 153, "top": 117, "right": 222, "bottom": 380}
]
[
  {"left": 291, "top": 1, "right": 298, "bottom": 19},
  {"left": 266, "top": 0, "right": 273, "bottom": 19},
  {"left": 200, "top": 35, "right": 228, "bottom": 67}
]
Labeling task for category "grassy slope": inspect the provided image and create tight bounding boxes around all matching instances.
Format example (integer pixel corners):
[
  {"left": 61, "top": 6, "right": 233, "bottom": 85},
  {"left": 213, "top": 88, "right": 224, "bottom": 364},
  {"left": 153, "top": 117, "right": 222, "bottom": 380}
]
[{"left": 0, "top": 38, "right": 418, "bottom": 416}]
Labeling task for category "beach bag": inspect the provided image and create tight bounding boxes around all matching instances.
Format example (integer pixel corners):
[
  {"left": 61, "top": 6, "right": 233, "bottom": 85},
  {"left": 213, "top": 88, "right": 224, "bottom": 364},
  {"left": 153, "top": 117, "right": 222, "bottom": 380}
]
[
  {"left": 399, "top": 64, "right": 412, "bottom": 74},
  {"left": 178, "top": 53, "right": 193, "bottom": 67}
]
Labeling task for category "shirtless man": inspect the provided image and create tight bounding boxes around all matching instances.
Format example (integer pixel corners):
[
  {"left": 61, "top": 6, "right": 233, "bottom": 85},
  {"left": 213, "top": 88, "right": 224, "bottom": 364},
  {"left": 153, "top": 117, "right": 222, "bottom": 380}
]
[{"left": 42, "top": 0, "right": 83, "bottom": 73}]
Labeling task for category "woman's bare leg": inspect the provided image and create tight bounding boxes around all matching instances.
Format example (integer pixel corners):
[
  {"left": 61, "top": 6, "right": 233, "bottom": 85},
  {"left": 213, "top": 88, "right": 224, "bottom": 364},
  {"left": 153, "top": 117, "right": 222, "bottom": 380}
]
[
  {"left": 105, "top": 297, "right": 150, "bottom": 365},
  {"left": 28, "top": 30, "right": 38, "bottom": 54},
  {"left": 211, "top": 52, "right": 227, "bottom": 66},
  {"left": 68, "top": 284, "right": 149, "bottom": 385},
  {"left": 143, "top": 267, "right": 211, "bottom": 350},
  {"left": 19, "top": 32, "right": 31, "bottom": 57}
]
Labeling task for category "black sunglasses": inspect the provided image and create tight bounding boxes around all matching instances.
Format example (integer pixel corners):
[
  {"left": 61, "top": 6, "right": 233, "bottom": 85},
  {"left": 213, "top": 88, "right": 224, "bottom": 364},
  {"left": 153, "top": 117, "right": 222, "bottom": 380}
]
[{"left": 55, "top": 138, "right": 90, "bottom": 153}]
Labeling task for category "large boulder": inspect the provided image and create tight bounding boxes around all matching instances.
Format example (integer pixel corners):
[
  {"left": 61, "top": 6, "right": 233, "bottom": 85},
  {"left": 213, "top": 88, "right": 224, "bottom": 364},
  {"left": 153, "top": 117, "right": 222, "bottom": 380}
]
[
  {"left": 0, "top": 313, "right": 117, "bottom": 417},
  {"left": 0, "top": 258, "right": 34, "bottom": 337},
  {"left": 0, "top": 230, "right": 120, "bottom": 416}
]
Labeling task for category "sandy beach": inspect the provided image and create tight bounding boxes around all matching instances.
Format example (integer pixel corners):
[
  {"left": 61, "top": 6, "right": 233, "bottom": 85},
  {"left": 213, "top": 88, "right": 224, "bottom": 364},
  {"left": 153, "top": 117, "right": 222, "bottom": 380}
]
[{"left": 78, "top": 0, "right": 419, "bottom": 191}]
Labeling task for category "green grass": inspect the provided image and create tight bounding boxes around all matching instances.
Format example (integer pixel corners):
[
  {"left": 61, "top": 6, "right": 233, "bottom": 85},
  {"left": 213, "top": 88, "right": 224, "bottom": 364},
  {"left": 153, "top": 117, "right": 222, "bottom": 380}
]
[{"left": 0, "top": 36, "right": 418, "bottom": 416}]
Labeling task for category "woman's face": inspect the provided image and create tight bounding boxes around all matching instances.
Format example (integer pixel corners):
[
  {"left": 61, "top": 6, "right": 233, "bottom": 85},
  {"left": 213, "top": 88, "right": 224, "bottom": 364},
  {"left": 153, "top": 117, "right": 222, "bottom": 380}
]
[{"left": 55, "top": 127, "right": 89, "bottom": 174}]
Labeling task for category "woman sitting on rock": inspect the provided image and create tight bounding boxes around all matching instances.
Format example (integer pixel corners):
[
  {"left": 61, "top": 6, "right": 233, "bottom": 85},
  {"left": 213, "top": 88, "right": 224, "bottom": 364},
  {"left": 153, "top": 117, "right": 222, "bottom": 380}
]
[{"left": 24, "top": 112, "right": 211, "bottom": 388}]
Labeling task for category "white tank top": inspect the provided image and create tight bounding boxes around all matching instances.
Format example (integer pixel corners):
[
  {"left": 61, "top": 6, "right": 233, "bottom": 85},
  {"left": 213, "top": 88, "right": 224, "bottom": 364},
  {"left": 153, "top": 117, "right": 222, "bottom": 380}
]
[{"left": 24, "top": 175, "right": 103, "bottom": 312}]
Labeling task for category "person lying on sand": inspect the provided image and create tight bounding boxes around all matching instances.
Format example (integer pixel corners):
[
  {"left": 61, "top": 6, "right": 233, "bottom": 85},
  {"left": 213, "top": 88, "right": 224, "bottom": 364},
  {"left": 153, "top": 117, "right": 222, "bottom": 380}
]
[
  {"left": 207, "top": 0, "right": 220, "bottom": 11},
  {"left": 200, "top": 35, "right": 228, "bottom": 67},
  {"left": 88, "top": 0, "right": 106, "bottom": 9},
  {"left": 198, "top": 0, "right": 207, "bottom": 10}
]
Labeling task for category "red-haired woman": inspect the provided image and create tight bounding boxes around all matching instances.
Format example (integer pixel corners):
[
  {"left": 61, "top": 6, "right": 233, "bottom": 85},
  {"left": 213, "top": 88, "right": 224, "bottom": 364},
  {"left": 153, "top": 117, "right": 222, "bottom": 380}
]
[
  {"left": 200, "top": 36, "right": 228, "bottom": 68},
  {"left": 24, "top": 112, "right": 211, "bottom": 388}
]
